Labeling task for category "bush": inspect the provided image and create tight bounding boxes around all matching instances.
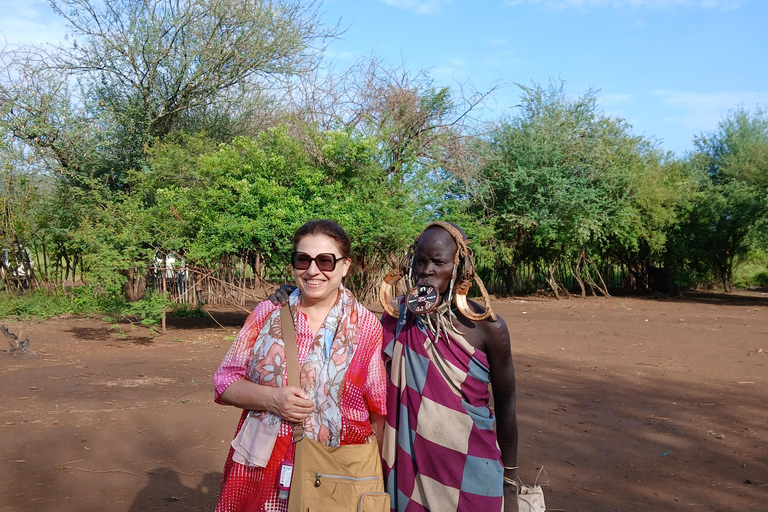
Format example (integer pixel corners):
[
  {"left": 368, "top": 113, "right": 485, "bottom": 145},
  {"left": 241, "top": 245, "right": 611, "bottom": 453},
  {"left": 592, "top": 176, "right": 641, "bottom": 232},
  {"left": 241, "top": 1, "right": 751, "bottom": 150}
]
[
  {"left": 122, "top": 293, "right": 172, "bottom": 325},
  {"left": 733, "top": 250, "right": 768, "bottom": 289},
  {"left": 0, "top": 287, "right": 171, "bottom": 325},
  {"left": 0, "top": 290, "right": 73, "bottom": 320},
  {"left": 172, "top": 303, "right": 207, "bottom": 319}
]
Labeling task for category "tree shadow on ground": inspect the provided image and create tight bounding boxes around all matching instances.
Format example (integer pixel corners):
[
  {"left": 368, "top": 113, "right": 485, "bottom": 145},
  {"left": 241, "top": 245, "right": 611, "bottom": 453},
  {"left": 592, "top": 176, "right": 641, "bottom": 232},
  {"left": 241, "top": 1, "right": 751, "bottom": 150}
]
[
  {"left": 165, "top": 309, "right": 249, "bottom": 330},
  {"left": 602, "top": 289, "right": 768, "bottom": 308},
  {"left": 65, "top": 325, "right": 156, "bottom": 346},
  {"left": 126, "top": 467, "right": 221, "bottom": 512},
  {"left": 515, "top": 352, "right": 768, "bottom": 512},
  {"left": 675, "top": 290, "right": 768, "bottom": 307},
  {"left": 67, "top": 326, "right": 114, "bottom": 341}
]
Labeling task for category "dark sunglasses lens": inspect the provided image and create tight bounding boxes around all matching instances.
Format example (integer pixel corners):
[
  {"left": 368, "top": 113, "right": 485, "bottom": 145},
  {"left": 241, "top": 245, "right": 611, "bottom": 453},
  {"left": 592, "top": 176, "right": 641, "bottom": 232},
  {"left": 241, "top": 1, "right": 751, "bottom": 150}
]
[
  {"left": 293, "top": 253, "right": 312, "bottom": 270},
  {"left": 315, "top": 254, "right": 336, "bottom": 271}
]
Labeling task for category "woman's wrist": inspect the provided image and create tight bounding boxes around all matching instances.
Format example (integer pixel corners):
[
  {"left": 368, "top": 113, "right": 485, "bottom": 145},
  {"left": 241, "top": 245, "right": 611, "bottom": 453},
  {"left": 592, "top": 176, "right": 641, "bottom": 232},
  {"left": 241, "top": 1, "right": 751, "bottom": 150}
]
[{"left": 264, "top": 385, "right": 279, "bottom": 416}]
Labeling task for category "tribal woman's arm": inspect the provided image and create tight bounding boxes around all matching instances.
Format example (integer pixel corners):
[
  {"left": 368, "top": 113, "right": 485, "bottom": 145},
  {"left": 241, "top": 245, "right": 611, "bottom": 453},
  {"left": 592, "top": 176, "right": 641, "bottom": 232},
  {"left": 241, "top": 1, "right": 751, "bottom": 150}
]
[{"left": 485, "top": 316, "right": 519, "bottom": 512}]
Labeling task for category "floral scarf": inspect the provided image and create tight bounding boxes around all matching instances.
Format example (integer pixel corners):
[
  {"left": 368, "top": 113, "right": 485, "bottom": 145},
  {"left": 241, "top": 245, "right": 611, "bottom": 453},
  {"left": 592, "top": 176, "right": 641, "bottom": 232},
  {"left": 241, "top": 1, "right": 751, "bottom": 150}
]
[{"left": 231, "top": 285, "right": 359, "bottom": 467}]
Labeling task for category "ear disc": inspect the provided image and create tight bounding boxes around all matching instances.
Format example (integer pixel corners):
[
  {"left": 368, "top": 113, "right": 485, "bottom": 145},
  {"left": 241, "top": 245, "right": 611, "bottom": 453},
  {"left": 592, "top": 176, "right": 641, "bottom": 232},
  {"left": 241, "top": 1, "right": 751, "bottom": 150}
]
[{"left": 406, "top": 285, "right": 439, "bottom": 314}]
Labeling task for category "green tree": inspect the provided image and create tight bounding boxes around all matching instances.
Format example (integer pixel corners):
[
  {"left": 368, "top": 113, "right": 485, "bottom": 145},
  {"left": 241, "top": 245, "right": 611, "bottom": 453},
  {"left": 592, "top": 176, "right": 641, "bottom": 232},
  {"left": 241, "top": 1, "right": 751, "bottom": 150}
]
[
  {"left": 477, "top": 81, "right": 672, "bottom": 296},
  {"left": 146, "top": 127, "right": 423, "bottom": 301},
  {"left": 2, "top": 0, "right": 334, "bottom": 189},
  {"left": 674, "top": 107, "right": 768, "bottom": 292}
]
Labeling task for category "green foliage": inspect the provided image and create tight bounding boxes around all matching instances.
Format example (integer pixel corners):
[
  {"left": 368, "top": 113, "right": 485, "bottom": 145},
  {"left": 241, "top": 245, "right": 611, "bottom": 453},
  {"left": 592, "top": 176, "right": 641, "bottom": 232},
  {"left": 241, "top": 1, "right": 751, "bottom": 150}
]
[
  {"left": 0, "top": 290, "right": 72, "bottom": 320},
  {"left": 172, "top": 303, "right": 208, "bottom": 319},
  {"left": 476, "top": 81, "right": 672, "bottom": 293},
  {"left": 671, "top": 107, "right": 768, "bottom": 291},
  {"left": 122, "top": 293, "right": 172, "bottom": 326},
  {"left": 0, "top": 286, "right": 169, "bottom": 325},
  {"left": 733, "top": 249, "right": 768, "bottom": 289},
  {"left": 146, "top": 126, "right": 424, "bottom": 299}
]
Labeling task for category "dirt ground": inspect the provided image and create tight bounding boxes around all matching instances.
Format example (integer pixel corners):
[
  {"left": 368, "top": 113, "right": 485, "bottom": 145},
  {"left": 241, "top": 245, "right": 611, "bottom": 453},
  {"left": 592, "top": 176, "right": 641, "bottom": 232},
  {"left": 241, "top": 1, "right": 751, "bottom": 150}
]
[{"left": 1, "top": 291, "right": 767, "bottom": 512}]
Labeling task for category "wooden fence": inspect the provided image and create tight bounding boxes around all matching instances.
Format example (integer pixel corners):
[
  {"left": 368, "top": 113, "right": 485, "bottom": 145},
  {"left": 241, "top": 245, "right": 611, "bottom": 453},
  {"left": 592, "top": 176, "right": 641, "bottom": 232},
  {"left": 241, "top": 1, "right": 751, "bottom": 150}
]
[{"left": 148, "top": 265, "right": 267, "bottom": 310}]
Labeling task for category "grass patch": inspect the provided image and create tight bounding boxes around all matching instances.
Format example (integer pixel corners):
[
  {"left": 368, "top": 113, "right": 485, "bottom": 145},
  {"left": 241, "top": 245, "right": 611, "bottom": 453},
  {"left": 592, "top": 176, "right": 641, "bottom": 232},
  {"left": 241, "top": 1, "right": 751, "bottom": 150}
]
[
  {"left": 172, "top": 303, "right": 208, "bottom": 319},
  {"left": 734, "top": 250, "right": 768, "bottom": 289},
  {"left": 0, "top": 290, "right": 73, "bottom": 320},
  {"left": 0, "top": 287, "right": 171, "bottom": 325}
]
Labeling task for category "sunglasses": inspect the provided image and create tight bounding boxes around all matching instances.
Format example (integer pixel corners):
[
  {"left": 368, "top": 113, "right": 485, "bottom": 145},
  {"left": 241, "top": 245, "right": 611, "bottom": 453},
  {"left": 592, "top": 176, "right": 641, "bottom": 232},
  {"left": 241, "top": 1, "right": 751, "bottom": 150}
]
[{"left": 291, "top": 251, "right": 345, "bottom": 272}]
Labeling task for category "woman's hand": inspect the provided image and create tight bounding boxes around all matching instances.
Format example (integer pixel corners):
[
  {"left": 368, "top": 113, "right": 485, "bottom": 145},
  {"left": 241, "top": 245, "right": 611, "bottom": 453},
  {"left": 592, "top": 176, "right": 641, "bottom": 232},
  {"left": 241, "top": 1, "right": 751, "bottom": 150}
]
[
  {"left": 268, "top": 385, "right": 315, "bottom": 423},
  {"left": 218, "top": 379, "right": 314, "bottom": 422}
]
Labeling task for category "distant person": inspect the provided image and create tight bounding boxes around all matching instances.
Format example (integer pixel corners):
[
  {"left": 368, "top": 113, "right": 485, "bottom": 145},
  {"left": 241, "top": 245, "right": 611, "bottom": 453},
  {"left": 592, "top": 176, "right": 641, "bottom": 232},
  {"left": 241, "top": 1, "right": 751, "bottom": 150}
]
[
  {"left": 213, "top": 219, "right": 387, "bottom": 512},
  {"left": 177, "top": 255, "right": 186, "bottom": 296},
  {"left": 165, "top": 251, "right": 176, "bottom": 281},
  {"left": 153, "top": 251, "right": 163, "bottom": 279}
]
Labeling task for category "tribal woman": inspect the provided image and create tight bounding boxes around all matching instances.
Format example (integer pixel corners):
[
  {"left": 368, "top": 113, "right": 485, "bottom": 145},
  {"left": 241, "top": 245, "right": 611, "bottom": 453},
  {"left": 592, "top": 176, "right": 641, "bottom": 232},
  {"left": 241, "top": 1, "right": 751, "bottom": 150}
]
[{"left": 378, "top": 222, "right": 519, "bottom": 512}]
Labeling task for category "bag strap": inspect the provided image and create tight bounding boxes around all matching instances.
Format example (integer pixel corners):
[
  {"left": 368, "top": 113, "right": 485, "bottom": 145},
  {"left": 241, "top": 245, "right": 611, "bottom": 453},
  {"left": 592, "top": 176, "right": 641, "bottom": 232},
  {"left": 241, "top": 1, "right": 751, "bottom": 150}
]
[
  {"left": 279, "top": 304, "right": 305, "bottom": 440},
  {"left": 281, "top": 305, "right": 300, "bottom": 388}
]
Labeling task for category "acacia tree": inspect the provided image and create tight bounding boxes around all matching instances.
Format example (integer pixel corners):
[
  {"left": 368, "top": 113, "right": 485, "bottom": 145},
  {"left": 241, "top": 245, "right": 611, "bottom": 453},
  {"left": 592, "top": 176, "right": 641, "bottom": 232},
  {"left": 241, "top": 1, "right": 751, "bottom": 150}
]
[
  {"left": 674, "top": 108, "right": 768, "bottom": 292},
  {"left": 596, "top": 131, "right": 682, "bottom": 293},
  {"left": 477, "top": 82, "right": 602, "bottom": 295},
  {"left": 0, "top": 0, "right": 336, "bottom": 299},
  {"left": 145, "top": 127, "right": 422, "bottom": 302},
  {"left": 2, "top": 0, "right": 334, "bottom": 188},
  {"left": 284, "top": 57, "right": 495, "bottom": 187},
  {"left": 477, "top": 81, "right": 671, "bottom": 296}
]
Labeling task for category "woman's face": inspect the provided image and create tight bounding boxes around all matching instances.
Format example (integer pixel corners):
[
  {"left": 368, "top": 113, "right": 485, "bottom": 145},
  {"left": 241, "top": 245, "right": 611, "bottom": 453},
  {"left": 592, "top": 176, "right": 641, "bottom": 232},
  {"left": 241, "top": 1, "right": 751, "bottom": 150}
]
[
  {"left": 293, "top": 234, "right": 351, "bottom": 306},
  {"left": 413, "top": 227, "right": 457, "bottom": 297}
]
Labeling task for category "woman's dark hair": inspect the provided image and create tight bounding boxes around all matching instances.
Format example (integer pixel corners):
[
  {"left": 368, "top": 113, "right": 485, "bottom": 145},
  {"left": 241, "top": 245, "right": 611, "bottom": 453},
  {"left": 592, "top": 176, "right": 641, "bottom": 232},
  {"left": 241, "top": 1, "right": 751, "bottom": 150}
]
[{"left": 293, "top": 220, "right": 353, "bottom": 259}]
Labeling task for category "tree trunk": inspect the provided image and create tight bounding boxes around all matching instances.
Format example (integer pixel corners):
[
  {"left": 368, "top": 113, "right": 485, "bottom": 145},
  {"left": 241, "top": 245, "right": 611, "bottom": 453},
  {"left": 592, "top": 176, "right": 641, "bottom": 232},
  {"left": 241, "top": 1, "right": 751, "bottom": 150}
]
[
  {"left": 573, "top": 252, "right": 586, "bottom": 298},
  {"left": 124, "top": 268, "right": 147, "bottom": 302},
  {"left": 582, "top": 255, "right": 612, "bottom": 298},
  {"left": 504, "top": 263, "right": 516, "bottom": 296},
  {"left": 547, "top": 266, "right": 561, "bottom": 300}
]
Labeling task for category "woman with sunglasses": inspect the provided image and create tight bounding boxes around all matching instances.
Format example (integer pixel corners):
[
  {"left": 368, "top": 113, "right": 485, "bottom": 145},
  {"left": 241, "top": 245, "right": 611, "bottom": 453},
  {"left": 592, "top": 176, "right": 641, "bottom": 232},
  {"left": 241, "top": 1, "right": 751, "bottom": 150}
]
[{"left": 213, "top": 219, "right": 388, "bottom": 512}]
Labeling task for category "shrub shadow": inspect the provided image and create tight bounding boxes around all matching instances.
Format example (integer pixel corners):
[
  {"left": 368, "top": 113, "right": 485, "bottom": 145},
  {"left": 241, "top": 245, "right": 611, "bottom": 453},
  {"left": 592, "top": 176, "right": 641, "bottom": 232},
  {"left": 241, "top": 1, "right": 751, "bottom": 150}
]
[
  {"left": 127, "top": 467, "right": 221, "bottom": 512},
  {"left": 514, "top": 352, "right": 768, "bottom": 512}
]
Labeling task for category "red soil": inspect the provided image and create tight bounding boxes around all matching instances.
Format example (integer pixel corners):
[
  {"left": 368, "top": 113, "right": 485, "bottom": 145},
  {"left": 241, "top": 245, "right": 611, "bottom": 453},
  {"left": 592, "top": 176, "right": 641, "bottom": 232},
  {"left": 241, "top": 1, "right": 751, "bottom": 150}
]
[{"left": 1, "top": 291, "right": 766, "bottom": 511}]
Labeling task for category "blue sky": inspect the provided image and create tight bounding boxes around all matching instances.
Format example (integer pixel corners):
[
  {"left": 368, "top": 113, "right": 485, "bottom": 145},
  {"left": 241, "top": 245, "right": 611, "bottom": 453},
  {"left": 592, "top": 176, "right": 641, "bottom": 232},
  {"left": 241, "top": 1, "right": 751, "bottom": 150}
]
[{"left": 3, "top": 0, "right": 766, "bottom": 155}]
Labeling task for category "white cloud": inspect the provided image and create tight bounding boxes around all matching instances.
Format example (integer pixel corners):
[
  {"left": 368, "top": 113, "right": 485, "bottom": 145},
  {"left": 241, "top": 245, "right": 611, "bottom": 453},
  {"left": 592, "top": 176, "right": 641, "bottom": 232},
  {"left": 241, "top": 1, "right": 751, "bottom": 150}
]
[
  {"left": 0, "top": 0, "right": 67, "bottom": 47},
  {"left": 487, "top": 37, "right": 509, "bottom": 46},
  {"left": 504, "top": 0, "right": 744, "bottom": 11},
  {"left": 653, "top": 89, "right": 768, "bottom": 131},
  {"left": 600, "top": 93, "right": 633, "bottom": 106},
  {"left": 379, "top": 0, "right": 450, "bottom": 15},
  {"left": 446, "top": 57, "right": 469, "bottom": 67}
]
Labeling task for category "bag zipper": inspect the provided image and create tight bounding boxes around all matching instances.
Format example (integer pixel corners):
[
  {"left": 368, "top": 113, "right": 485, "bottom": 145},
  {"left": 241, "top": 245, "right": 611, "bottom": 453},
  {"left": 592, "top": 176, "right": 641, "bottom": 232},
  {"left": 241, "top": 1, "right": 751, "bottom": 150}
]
[{"left": 314, "top": 472, "right": 380, "bottom": 487}]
